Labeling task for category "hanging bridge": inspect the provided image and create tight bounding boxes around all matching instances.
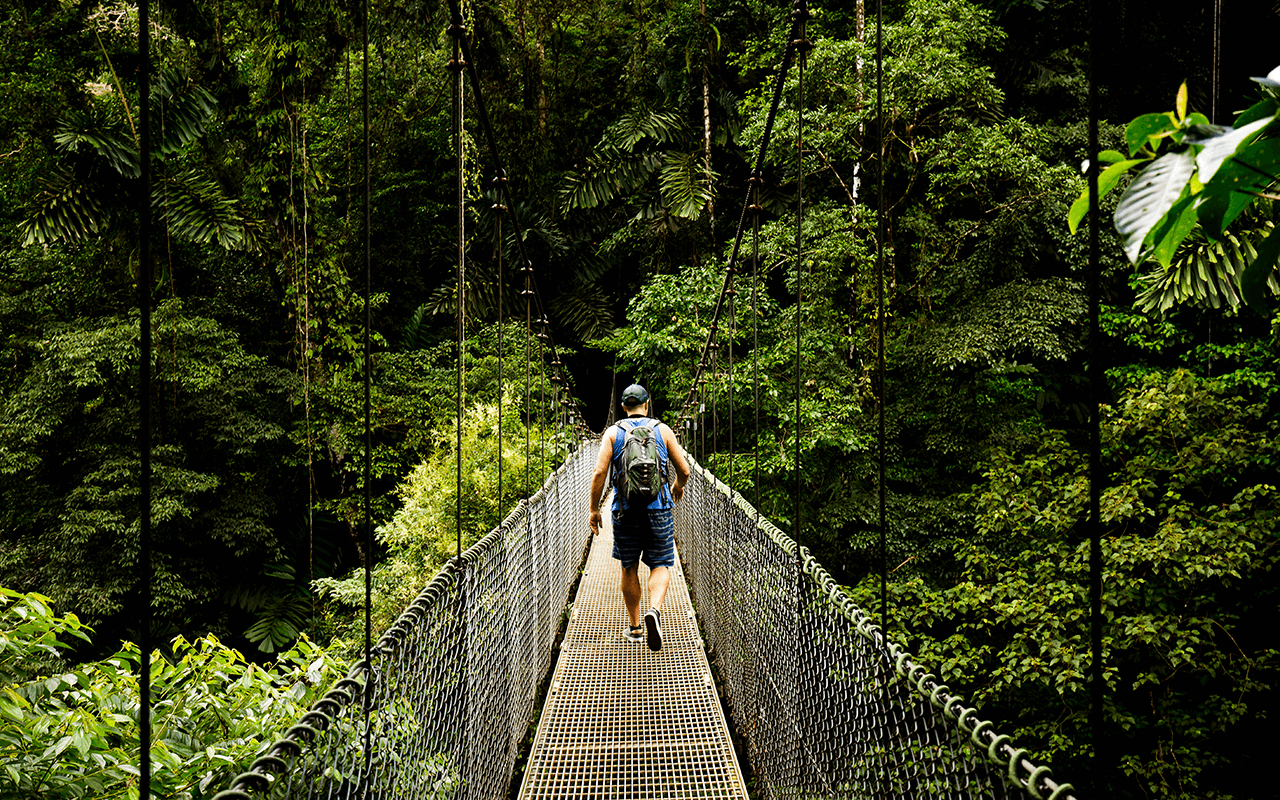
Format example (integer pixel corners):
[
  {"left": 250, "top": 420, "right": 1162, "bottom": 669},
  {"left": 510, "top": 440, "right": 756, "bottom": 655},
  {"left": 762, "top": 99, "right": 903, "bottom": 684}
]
[{"left": 214, "top": 444, "right": 1076, "bottom": 800}]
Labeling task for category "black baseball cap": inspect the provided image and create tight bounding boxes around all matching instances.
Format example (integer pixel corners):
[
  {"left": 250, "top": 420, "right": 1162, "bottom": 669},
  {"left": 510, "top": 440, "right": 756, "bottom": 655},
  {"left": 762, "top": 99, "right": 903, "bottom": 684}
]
[{"left": 621, "top": 384, "right": 649, "bottom": 406}]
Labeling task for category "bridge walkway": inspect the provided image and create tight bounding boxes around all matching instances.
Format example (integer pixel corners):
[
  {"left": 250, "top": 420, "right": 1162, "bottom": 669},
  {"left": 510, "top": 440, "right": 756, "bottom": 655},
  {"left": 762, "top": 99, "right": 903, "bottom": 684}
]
[{"left": 519, "top": 507, "right": 748, "bottom": 799}]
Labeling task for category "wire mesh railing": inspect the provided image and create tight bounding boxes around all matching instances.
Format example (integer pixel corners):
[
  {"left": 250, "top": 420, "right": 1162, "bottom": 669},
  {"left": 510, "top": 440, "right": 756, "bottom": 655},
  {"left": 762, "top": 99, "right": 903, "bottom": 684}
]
[
  {"left": 214, "top": 442, "right": 594, "bottom": 800},
  {"left": 675, "top": 462, "right": 1078, "bottom": 800}
]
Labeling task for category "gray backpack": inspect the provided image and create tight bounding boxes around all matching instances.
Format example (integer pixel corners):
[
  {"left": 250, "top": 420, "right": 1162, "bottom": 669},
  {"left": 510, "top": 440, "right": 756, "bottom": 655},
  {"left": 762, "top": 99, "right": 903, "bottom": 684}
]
[{"left": 616, "top": 420, "right": 664, "bottom": 504}]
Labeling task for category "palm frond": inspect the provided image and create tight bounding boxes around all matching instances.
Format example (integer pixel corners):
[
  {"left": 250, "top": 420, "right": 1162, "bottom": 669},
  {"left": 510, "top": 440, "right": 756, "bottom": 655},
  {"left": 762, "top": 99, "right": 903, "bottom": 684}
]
[
  {"left": 561, "top": 147, "right": 662, "bottom": 211},
  {"left": 1137, "top": 220, "right": 1280, "bottom": 314},
  {"left": 606, "top": 108, "right": 686, "bottom": 149},
  {"left": 160, "top": 169, "right": 246, "bottom": 249},
  {"left": 658, "top": 151, "right": 714, "bottom": 219},
  {"left": 154, "top": 68, "right": 215, "bottom": 155},
  {"left": 244, "top": 595, "right": 310, "bottom": 653},
  {"left": 53, "top": 107, "right": 139, "bottom": 178},
  {"left": 19, "top": 168, "right": 114, "bottom": 246},
  {"left": 550, "top": 280, "right": 614, "bottom": 342}
]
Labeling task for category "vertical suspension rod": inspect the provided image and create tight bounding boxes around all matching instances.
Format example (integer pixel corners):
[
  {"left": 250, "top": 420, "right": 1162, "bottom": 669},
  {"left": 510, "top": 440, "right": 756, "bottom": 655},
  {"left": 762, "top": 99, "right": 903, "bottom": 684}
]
[
  {"left": 1087, "top": 0, "right": 1104, "bottom": 790},
  {"left": 449, "top": 10, "right": 466, "bottom": 558},
  {"left": 794, "top": 0, "right": 810, "bottom": 544},
  {"left": 360, "top": 0, "right": 374, "bottom": 787}
]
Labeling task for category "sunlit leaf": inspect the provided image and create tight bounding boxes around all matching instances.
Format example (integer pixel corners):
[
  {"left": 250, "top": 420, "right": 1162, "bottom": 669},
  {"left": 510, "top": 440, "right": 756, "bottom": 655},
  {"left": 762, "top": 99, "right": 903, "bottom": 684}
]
[{"left": 1114, "top": 150, "right": 1196, "bottom": 262}]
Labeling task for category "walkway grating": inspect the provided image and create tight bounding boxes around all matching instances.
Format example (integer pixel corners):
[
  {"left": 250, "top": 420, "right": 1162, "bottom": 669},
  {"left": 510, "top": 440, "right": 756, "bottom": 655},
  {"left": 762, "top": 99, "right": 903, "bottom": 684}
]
[{"left": 520, "top": 507, "right": 748, "bottom": 800}]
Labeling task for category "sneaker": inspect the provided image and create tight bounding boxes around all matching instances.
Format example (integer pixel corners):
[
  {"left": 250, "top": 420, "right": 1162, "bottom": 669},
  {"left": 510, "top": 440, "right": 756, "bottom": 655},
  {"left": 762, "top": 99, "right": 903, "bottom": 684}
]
[
  {"left": 622, "top": 624, "right": 643, "bottom": 643},
  {"left": 644, "top": 608, "right": 663, "bottom": 651}
]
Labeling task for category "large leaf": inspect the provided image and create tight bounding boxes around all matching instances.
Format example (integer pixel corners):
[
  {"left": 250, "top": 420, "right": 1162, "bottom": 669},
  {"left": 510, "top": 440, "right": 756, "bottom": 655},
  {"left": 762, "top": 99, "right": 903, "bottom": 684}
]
[
  {"left": 1125, "top": 112, "right": 1176, "bottom": 155},
  {"left": 1194, "top": 116, "right": 1275, "bottom": 184},
  {"left": 1198, "top": 138, "right": 1280, "bottom": 236},
  {"left": 1114, "top": 150, "right": 1197, "bottom": 263},
  {"left": 1068, "top": 158, "right": 1147, "bottom": 233},
  {"left": 1149, "top": 189, "right": 1200, "bottom": 268}
]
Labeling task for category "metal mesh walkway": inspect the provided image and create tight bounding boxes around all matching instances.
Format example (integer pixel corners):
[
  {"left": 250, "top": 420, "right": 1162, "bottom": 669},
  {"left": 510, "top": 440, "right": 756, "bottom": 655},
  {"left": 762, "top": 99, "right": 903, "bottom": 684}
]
[{"left": 519, "top": 503, "right": 748, "bottom": 800}]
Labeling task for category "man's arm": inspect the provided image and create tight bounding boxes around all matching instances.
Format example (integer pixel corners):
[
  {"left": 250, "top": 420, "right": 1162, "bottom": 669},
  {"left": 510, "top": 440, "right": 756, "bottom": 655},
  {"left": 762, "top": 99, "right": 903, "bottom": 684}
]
[
  {"left": 659, "top": 423, "right": 692, "bottom": 503},
  {"left": 588, "top": 429, "right": 615, "bottom": 536}
]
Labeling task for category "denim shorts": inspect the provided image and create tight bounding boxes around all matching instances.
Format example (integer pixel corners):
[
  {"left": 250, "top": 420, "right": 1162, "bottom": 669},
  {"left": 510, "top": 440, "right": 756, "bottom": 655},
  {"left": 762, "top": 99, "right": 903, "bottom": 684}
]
[{"left": 611, "top": 507, "right": 676, "bottom": 569}]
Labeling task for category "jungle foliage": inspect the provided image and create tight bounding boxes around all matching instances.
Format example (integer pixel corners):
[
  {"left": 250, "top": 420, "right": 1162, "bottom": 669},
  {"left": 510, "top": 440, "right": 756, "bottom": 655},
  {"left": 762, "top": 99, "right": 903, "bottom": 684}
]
[{"left": 1, "top": 0, "right": 1278, "bottom": 797}]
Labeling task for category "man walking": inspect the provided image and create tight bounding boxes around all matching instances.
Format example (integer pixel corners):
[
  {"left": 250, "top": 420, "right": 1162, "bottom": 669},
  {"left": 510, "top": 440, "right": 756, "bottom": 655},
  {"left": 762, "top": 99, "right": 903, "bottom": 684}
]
[{"left": 588, "top": 384, "right": 692, "bottom": 651}]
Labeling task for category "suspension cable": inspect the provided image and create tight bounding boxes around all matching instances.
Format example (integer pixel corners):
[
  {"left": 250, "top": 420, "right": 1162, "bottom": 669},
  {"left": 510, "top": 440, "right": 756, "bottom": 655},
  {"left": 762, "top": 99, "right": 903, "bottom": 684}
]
[
  {"left": 138, "top": 0, "right": 152, "bottom": 795},
  {"left": 361, "top": 0, "right": 374, "bottom": 785},
  {"left": 794, "top": 0, "right": 810, "bottom": 543},
  {"left": 751, "top": 170, "right": 762, "bottom": 519},
  {"left": 448, "top": 11, "right": 466, "bottom": 558},
  {"left": 1087, "top": 0, "right": 1104, "bottom": 789},
  {"left": 875, "top": 0, "right": 887, "bottom": 647},
  {"left": 875, "top": 1, "right": 889, "bottom": 793},
  {"left": 494, "top": 172, "right": 506, "bottom": 510}
]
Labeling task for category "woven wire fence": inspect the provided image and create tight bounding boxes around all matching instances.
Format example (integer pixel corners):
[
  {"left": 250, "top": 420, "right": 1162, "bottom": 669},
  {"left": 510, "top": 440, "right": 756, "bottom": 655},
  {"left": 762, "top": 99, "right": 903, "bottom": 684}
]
[
  {"left": 675, "top": 462, "right": 1078, "bottom": 800},
  {"left": 215, "top": 442, "right": 594, "bottom": 800}
]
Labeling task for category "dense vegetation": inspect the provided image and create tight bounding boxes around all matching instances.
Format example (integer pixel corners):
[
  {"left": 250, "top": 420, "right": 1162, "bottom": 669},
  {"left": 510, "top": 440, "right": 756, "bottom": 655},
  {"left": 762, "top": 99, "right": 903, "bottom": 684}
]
[{"left": 1, "top": 0, "right": 1277, "bottom": 797}]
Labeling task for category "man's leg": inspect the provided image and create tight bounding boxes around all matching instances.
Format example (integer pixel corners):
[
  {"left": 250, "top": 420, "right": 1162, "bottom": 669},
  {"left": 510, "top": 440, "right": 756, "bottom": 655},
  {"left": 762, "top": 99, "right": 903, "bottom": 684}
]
[
  {"left": 647, "top": 566, "right": 670, "bottom": 612},
  {"left": 620, "top": 564, "right": 642, "bottom": 627}
]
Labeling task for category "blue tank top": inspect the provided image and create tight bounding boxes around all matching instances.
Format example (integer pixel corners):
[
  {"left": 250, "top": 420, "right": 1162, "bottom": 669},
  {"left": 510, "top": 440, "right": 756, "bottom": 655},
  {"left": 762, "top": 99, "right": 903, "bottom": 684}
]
[{"left": 610, "top": 417, "right": 672, "bottom": 511}]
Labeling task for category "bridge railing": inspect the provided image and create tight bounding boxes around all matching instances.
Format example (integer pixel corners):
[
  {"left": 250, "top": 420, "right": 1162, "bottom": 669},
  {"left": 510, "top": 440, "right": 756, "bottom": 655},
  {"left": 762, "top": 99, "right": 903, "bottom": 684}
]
[
  {"left": 216, "top": 442, "right": 594, "bottom": 800},
  {"left": 676, "top": 461, "right": 1077, "bottom": 800}
]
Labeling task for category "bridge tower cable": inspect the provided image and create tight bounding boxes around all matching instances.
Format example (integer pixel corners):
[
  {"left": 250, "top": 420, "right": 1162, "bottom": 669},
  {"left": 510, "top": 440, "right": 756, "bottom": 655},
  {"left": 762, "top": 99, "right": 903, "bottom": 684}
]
[{"left": 138, "top": 0, "right": 152, "bottom": 795}]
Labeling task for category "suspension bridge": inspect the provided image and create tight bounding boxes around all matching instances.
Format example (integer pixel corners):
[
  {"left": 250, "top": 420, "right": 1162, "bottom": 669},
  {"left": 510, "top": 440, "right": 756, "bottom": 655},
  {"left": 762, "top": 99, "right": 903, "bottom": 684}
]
[
  {"left": 214, "top": 447, "right": 1077, "bottom": 799},
  {"left": 113, "top": 0, "right": 1103, "bottom": 795}
]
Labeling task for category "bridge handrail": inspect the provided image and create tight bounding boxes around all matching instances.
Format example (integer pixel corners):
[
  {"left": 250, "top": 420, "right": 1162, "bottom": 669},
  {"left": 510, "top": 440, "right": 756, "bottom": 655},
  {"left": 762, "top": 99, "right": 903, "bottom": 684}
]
[
  {"left": 215, "top": 441, "right": 594, "bottom": 799},
  {"left": 678, "top": 460, "right": 1078, "bottom": 800}
]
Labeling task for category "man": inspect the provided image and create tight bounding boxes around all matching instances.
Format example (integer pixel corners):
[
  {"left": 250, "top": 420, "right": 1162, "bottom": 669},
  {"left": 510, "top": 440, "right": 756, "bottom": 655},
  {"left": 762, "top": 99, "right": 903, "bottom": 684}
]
[{"left": 588, "top": 384, "right": 692, "bottom": 651}]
